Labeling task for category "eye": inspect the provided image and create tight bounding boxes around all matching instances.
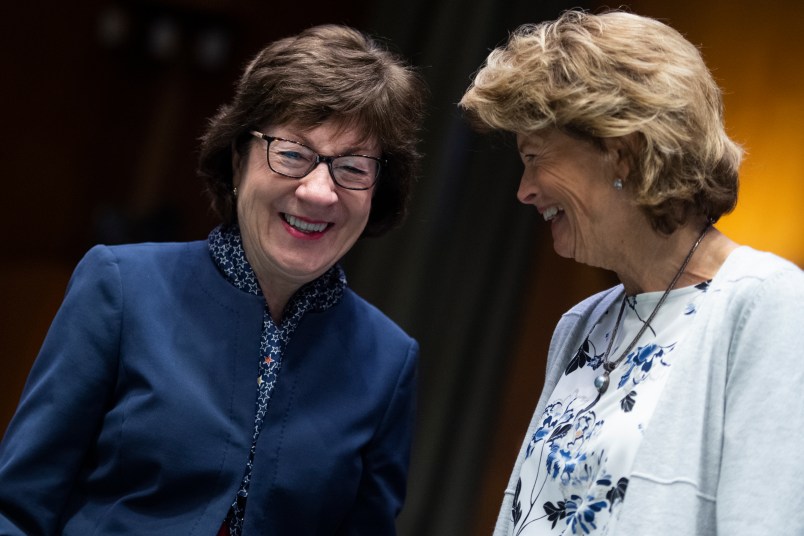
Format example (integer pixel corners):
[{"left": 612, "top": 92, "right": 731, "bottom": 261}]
[
  {"left": 277, "top": 149, "right": 308, "bottom": 161},
  {"left": 335, "top": 156, "right": 377, "bottom": 176},
  {"left": 337, "top": 164, "right": 369, "bottom": 176}
]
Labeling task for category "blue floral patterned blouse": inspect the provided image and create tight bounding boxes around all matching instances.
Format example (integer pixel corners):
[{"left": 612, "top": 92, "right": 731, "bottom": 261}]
[
  {"left": 512, "top": 281, "right": 710, "bottom": 535},
  {"left": 208, "top": 225, "right": 346, "bottom": 536}
]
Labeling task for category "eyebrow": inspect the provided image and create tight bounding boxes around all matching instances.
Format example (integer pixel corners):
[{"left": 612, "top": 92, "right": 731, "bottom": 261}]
[
  {"left": 279, "top": 132, "right": 378, "bottom": 157},
  {"left": 517, "top": 135, "right": 545, "bottom": 155}
]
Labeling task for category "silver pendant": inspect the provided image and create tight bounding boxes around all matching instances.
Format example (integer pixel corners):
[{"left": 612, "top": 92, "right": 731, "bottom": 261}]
[{"left": 594, "top": 372, "right": 610, "bottom": 394}]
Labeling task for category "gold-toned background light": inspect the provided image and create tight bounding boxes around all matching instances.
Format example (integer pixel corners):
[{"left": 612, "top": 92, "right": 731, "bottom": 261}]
[{"left": 632, "top": 0, "right": 804, "bottom": 267}]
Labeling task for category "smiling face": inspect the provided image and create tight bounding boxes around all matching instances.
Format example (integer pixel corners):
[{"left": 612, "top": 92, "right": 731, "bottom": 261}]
[
  {"left": 516, "top": 128, "right": 635, "bottom": 269},
  {"left": 233, "top": 120, "right": 376, "bottom": 302}
]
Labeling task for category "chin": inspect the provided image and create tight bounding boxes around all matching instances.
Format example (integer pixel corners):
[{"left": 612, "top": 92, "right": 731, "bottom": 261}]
[
  {"left": 288, "top": 263, "right": 332, "bottom": 282},
  {"left": 552, "top": 242, "right": 574, "bottom": 260}
]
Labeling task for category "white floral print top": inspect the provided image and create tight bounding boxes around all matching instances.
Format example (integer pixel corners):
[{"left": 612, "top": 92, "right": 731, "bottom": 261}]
[{"left": 512, "top": 281, "right": 710, "bottom": 535}]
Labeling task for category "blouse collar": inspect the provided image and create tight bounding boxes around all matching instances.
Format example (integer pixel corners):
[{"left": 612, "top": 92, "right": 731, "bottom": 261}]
[{"left": 208, "top": 224, "right": 346, "bottom": 316}]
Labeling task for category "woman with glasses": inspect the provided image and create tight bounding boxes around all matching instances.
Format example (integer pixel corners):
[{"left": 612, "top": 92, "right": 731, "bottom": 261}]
[
  {"left": 0, "top": 25, "right": 426, "bottom": 536},
  {"left": 460, "top": 9, "right": 803, "bottom": 535}
]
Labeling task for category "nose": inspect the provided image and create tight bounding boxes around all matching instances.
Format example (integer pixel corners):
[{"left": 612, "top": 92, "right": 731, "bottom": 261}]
[
  {"left": 296, "top": 162, "right": 338, "bottom": 205},
  {"left": 516, "top": 171, "right": 538, "bottom": 205}
]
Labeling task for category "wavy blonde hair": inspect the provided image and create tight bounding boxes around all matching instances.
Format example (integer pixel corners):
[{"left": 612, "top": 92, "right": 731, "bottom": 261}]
[{"left": 459, "top": 9, "right": 742, "bottom": 233}]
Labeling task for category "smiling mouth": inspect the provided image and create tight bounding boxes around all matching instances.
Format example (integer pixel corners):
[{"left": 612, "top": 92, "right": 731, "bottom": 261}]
[
  {"left": 543, "top": 206, "right": 564, "bottom": 222},
  {"left": 283, "top": 213, "right": 330, "bottom": 234}
]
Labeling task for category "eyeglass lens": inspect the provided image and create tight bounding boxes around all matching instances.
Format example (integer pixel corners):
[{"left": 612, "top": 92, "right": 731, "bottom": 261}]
[{"left": 268, "top": 139, "right": 379, "bottom": 189}]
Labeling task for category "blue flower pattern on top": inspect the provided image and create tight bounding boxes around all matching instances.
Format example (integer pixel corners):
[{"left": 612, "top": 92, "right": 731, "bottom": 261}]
[
  {"left": 514, "top": 392, "right": 619, "bottom": 535},
  {"left": 512, "top": 283, "right": 710, "bottom": 535},
  {"left": 208, "top": 225, "right": 345, "bottom": 536}
]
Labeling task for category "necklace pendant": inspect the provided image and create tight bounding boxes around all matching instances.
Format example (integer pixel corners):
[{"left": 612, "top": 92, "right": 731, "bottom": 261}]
[{"left": 594, "top": 372, "right": 610, "bottom": 394}]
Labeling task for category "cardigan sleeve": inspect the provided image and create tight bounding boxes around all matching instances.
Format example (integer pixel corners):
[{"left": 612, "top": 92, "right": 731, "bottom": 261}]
[
  {"left": 716, "top": 267, "right": 804, "bottom": 534},
  {"left": 336, "top": 337, "right": 419, "bottom": 535},
  {"left": 0, "top": 245, "right": 122, "bottom": 535}
]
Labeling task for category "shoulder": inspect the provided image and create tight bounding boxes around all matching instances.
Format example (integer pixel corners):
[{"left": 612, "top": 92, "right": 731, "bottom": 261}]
[
  {"left": 558, "top": 285, "right": 623, "bottom": 331},
  {"left": 71, "top": 240, "right": 245, "bottom": 312},
  {"left": 293, "top": 287, "right": 417, "bottom": 391},
  {"left": 718, "top": 246, "right": 802, "bottom": 283},
  {"left": 711, "top": 246, "right": 804, "bottom": 312},
  {"left": 83, "top": 240, "right": 208, "bottom": 268},
  {"left": 339, "top": 288, "right": 416, "bottom": 346},
  {"left": 545, "top": 285, "right": 622, "bottom": 366},
  {"left": 704, "top": 247, "right": 804, "bottom": 371},
  {"left": 77, "top": 240, "right": 211, "bottom": 282}
]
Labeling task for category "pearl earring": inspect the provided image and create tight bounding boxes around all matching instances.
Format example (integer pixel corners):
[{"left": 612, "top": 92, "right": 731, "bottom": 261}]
[
  {"left": 613, "top": 178, "right": 623, "bottom": 190},
  {"left": 233, "top": 187, "right": 238, "bottom": 197}
]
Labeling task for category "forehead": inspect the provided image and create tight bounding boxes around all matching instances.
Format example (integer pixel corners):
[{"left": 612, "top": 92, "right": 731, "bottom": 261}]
[
  {"left": 516, "top": 128, "right": 601, "bottom": 156},
  {"left": 273, "top": 120, "right": 378, "bottom": 152},
  {"left": 516, "top": 129, "right": 555, "bottom": 152}
]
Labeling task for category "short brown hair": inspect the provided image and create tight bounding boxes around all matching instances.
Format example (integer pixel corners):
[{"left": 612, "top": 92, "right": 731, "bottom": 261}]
[
  {"left": 198, "top": 24, "right": 427, "bottom": 237},
  {"left": 459, "top": 9, "right": 742, "bottom": 233}
]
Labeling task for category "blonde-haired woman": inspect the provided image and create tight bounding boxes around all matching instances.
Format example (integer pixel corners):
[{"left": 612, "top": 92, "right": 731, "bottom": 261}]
[{"left": 460, "top": 9, "right": 804, "bottom": 535}]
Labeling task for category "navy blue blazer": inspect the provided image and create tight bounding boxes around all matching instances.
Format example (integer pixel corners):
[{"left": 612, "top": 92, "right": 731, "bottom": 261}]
[{"left": 0, "top": 241, "right": 418, "bottom": 535}]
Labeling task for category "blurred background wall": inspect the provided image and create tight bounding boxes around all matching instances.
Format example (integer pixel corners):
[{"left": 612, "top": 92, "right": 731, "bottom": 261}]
[{"left": 1, "top": 1, "right": 801, "bottom": 534}]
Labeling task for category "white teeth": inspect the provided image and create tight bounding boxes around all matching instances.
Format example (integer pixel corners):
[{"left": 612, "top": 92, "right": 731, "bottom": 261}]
[
  {"left": 543, "top": 206, "right": 564, "bottom": 221},
  {"left": 284, "top": 214, "right": 328, "bottom": 233}
]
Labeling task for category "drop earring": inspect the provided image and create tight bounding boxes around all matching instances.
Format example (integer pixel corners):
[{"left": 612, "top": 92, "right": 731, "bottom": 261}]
[
  {"left": 233, "top": 187, "right": 238, "bottom": 197},
  {"left": 613, "top": 178, "right": 624, "bottom": 190}
]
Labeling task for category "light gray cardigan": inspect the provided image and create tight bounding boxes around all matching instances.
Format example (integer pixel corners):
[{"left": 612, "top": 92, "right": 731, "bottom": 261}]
[{"left": 494, "top": 246, "right": 804, "bottom": 535}]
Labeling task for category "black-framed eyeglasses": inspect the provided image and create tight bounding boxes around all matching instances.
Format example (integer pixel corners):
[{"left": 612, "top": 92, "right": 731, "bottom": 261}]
[{"left": 249, "top": 131, "right": 383, "bottom": 191}]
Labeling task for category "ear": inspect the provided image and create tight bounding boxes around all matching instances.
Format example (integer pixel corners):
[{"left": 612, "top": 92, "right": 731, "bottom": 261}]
[{"left": 606, "top": 133, "right": 639, "bottom": 182}]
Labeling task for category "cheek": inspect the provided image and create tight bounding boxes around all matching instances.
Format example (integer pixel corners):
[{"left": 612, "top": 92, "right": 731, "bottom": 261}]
[
  {"left": 241, "top": 171, "right": 282, "bottom": 207},
  {"left": 360, "top": 199, "right": 373, "bottom": 224},
  {"left": 235, "top": 186, "right": 257, "bottom": 219},
  {"left": 348, "top": 195, "right": 373, "bottom": 226}
]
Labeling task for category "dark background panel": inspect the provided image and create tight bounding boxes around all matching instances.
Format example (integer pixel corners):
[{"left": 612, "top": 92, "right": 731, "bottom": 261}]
[{"left": 2, "top": 1, "right": 802, "bottom": 534}]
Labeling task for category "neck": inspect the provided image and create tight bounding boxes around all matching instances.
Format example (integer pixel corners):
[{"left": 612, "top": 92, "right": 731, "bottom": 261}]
[
  {"left": 260, "top": 282, "right": 298, "bottom": 324},
  {"left": 615, "top": 220, "right": 739, "bottom": 295}
]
